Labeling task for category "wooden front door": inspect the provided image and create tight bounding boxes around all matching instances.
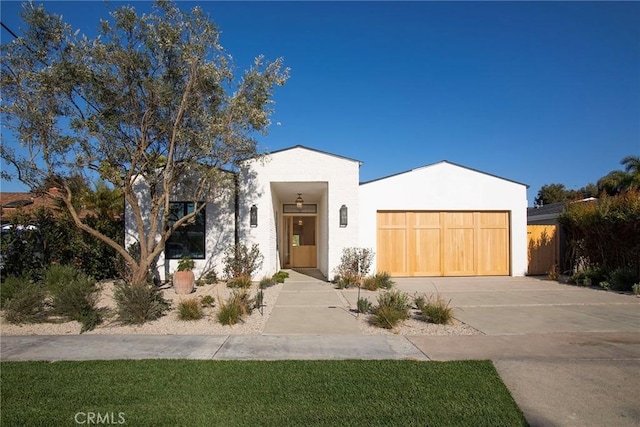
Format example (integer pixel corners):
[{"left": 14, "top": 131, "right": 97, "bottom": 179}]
[{"left": 282, "top": 216, "right": 317, "bottom": 268}]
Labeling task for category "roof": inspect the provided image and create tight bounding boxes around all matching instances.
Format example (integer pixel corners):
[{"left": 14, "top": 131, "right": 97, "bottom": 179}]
[
  {"left": 360, "top": 160, "right": 529, "bottom": 187},
  {"left": 266, "top": 145, "right": 363, "bottom": 165},
  {"left": 527, "top": 202, "right": 566, "bottom": 219},
  {"left": 0, "top": 192, "right": 59, "bottom": 222}
]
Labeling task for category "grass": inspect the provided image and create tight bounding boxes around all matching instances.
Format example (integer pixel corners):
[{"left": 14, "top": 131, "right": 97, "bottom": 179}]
[{"left": 0, "top": 360, "right": 526, "bottom": 426}]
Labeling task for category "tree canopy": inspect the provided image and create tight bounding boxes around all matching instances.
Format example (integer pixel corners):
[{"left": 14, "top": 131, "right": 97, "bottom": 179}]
[
  {"left": 534, "top": 155, "right": 639, "bottom": 206},
  {"left": 1, "top": 1, "right": 289, "bottom": 285}
]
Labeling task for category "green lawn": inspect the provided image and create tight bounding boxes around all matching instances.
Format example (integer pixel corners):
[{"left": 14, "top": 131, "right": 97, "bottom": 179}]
[{"left": 1, "top": 360, "right": 527, "bottom": 426}]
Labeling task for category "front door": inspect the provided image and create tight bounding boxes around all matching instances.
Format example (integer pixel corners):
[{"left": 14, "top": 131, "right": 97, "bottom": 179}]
[{"left": 283, "top": 216, "right": 317, "bottom": 268}]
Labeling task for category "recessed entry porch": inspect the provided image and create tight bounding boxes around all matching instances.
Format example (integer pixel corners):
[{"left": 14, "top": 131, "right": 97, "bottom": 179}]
[{"left": 270, "top": 182, "right": 328, "bottom": 276}]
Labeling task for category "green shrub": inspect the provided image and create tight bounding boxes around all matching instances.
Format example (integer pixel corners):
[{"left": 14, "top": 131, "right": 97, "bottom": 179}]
[
  {"left": 362, "top": 276, "right": 378, "bottom": 291},
  {"left": 255, "top": 289, "right": 264, "bottom": 309},
  {"left": 632, "top": 283, "right": 640, "bottom": 296},
  {"left": 414, "top": 294, "right": 427, "bottom": 311},
  {"left": 569, "top": 267, "right": 606, "bottom": 287},
  {"left": 357, "top": 297, "right": 372, "bottom": 314},
  {"left": 227, "top": 274, "right": 252, "bottom": 289},
  {"left": 362, "top": 272, "right": 395, "bottom": 291},
  {"left": 606, "top": 267, "right": 639, "bottom": 292},
  {"left": 334, "top": 247, "right": 374, "bottom": 280},
  {"left": 420, "top": 295, "right": 454, "bottom": 325},
  {"left": 334, "top": 274, "right": 358, "bottom": 289},
  {"left": 222, "top": 244, "right": 263, "bottom": 279},
  {"left": 177, "top": 257, "right": 195, "bottom": 272},
  {"left": 113, "top": 281, "right": 170, "bottom": 325},
  {"left": 1, "top": 275, "right": 29, "bottom": 308},
  {"left": 370, "top": 305, "right": 408, "bottom": 329},
  {"left": 45, "top": 265, "right": 103, "bottom": 332},
  {"left": 272, "top": 271, "right": 289, "bottom": 283},
  {"left": 4, "top": 282, "right": 46, "bottom": 324},
  {"left": 202, "top": 269, "right": 218, "bottom": 284},
  {"left": 201, "top": 295, "right": 215, "bottom": 307},
  {"left": 370, "top": 290, "right": 411, "bottom": 329},
  {"left": 178, "top": 298, "right": 203, "bottom": 321},
  {"left": 260, "top": 276, "right": 276, "bottom": 289},
  {"left": 216, "top": 289, "right": 255, "bottom": 326}
]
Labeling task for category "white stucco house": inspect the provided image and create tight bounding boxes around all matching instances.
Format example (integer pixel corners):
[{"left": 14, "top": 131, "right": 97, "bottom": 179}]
[{"left": 126, "top": 145, "right": 528, "bottom": 281}]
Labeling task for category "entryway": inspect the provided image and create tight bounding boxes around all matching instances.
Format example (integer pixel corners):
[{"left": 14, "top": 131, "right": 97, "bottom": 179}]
[{"left": 282, "top": 215, "right": 317, "bottom": 268}]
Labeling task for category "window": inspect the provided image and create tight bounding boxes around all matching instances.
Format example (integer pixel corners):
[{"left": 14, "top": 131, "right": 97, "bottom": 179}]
[{"left": 165, "top": 202, "right": 206, "bottom": 259}]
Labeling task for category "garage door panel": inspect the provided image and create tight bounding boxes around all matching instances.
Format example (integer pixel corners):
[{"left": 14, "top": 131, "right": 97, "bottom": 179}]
[
  {"left": 444, "top": 228, "right": 475, "bottom": 275},
  {"left": 478, "top": 228, "right": 509, "bottom": 275},
  {"left": 412, "top": 228, "right": 442, "bottom": 276},
  {"left": 377, "top": 211, "right": 510, "bottom": 277},
  {"left": 377, "top": 228, "right": 407, "bottom": 276}
]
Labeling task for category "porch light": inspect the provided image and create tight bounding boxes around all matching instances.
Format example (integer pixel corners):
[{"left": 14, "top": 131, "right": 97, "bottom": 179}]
[
  {"left": 298, "top": 218, "right": 303, "bottom": 226},
  {"left": 295, "top": 193, "right": 304, "bottom": 210},
  {"left": 339, "top": 205, "right": 348, "bottom": 227},
  {"left": 250, "top": 205, "right": 258, "bottom": 227}
]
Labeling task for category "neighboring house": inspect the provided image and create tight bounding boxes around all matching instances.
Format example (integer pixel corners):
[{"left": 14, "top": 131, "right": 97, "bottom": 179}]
[
  {"left": 527, "top": 198, "right": 596, "bottom": 275},
  {"left": 127, "top": 145, "right": 529, "bottom": 281},
  {"left": 0, "top": 192, "right": 60, "bottom": 223}
]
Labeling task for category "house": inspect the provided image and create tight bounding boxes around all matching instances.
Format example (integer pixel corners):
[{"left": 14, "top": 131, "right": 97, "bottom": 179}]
[{"left": 129, "top": 145, "right": 528, "bottom": 281}]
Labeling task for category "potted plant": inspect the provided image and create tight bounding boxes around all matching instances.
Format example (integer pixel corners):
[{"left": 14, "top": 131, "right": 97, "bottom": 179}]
[{"left": 173, "top": 256, "right": 195, "bottom": 294}]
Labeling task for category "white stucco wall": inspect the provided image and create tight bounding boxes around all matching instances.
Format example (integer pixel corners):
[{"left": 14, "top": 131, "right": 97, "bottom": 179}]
[
  {"left": 359, "top": 162, "right": 528, "bottom": 276},
  {"left": 239, "top": 146, "right": 361, "bottom": 280},
  {"left": 124, "top": 174, "right": 235, "bottom": 282}
]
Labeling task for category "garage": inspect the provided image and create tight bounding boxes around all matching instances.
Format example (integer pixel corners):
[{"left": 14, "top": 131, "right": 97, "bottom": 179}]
[{"left": 377, "top": 211, "right": 510, "bottom": 276}]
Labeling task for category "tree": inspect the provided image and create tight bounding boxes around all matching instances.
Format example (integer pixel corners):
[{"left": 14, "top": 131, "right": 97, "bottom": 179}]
[
  {"left": 1, "top": 2, "right": 289, "bottom": 286},
  {"left": 597, "top": 156, "right": 640, "bottom": 196},
  {"left": 534, "top": 183, "right": 569, "bottom": 206}
]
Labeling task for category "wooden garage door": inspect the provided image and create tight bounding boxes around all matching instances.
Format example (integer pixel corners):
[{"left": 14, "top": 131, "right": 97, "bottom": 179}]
[{"left": 377, "top": 211, "right": 510, "bottom": 276}]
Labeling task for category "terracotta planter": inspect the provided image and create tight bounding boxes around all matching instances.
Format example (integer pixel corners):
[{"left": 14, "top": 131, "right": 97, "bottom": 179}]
[{"left": 173, "top": 271, "right": 195, "bottom": 294}]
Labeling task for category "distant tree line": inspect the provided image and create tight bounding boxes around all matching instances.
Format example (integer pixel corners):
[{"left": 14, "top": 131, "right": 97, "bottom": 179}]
[{"left": 534, "top": 155, "right": 640, "bottom": 206}]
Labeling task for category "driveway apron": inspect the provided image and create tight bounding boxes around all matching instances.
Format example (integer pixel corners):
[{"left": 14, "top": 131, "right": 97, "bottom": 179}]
[{"left": 263, "top": 269, "right": 361, "bottom": 334}]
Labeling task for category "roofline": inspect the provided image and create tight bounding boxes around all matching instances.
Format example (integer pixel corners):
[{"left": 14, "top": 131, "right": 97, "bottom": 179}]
[
  {"left": 264, "top": 145, "right": 363, "bottom": 165},
  {"left": 360, "top": 160, "right": 529, "bottom": 188}
]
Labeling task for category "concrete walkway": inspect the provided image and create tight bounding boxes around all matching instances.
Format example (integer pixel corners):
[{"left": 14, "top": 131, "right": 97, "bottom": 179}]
[{"left": 2, "top": 274, "right": 639, "bottom": 427}]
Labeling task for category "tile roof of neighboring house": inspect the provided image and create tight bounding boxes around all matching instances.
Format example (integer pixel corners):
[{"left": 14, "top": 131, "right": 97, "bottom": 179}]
[{"left": 0, "top": 192, "right": 60, "bottom": 222}]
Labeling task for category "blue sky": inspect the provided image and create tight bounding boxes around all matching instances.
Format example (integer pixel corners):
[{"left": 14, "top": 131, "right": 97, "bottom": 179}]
[{"left": 1, "top": 1, "right": 639, "bottom": 205}]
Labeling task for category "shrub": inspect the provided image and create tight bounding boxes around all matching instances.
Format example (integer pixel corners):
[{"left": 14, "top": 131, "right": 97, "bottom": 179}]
[
  {"left": 632, "top": 283, "right": 640, "bottom": 296},
  {"left": 255, "top": 289, "right": 264, "bottom": 309},
  {"left": 357, "top": 297, "right": 372, "bottom": 314},
  {"left": 606, "top": 267, "right": 639, "bottom": 292},
  {"left": 113, "top": 281, "right": 170, "bottom": 325},
  {"left": 334, "top": 274, "right": 358, "bottom": 289},
  {"left": 260, "top": 276, "right": 276, "bottom": 289},
  {"left": 362, "top": 272, "right": 395, "bottom": 291},
  {"left": 178, "top": 298, "right": 203, "bottom": 321},
  {"left": 201, "top": 295, "right": 215, "bottom": 307},
  {"left": 202, "top": 269, "right": 218, "bottom": 284},
  {"left": 414, "top": 294, "right": 427, "bottom": 311},
  {"left": 334, "top": 247, "right": 374, "bottom": 280},
  {"left": 547, "top": 264, "right": 559, "bottom": 281},
  {"left": 217, "top": 289, "right": 255, "bottom": 326},
  {"left": 569, "top": 267, "right": 606, "bottom": 287},
  {"left": 227, "top": 275, "right": 252, "bottom": 289},
  {"left": 420, "top": 295, "right": 454, "bottom": 325},
  {"left": 45, "top": 265, "right": 103, "bottom": 332},
  {"left": 177, "top": 257, "right": 195, "bottom": 272},
  {"left": 370, "top": 290, "right": 411, "bottom": 329},
  {"left": 1, "top": 275, "right": 29, "bottom": 308},
  {"left": 272, "top": 271, "right": 289, "bottom": 283},
  {"left": 222, "top": 244, "right": 263, "bottom": 279},
  {"left": 4, "top": 282, "right": 46, "bottom": 324}
]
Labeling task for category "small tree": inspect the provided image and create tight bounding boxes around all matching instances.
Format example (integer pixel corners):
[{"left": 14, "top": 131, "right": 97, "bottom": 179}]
[{"left": 1, "top": 2, "right": 289, "bottom": 287}]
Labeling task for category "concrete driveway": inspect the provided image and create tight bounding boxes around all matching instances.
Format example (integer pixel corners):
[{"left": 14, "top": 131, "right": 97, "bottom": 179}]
[{"left": 393, "top": 276, "right": 640, "bottom": 427}]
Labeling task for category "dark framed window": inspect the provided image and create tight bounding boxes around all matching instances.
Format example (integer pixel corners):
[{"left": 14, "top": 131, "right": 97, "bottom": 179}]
[{"left": 165, "top": 202, "right": 206, "bottom": 259}]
